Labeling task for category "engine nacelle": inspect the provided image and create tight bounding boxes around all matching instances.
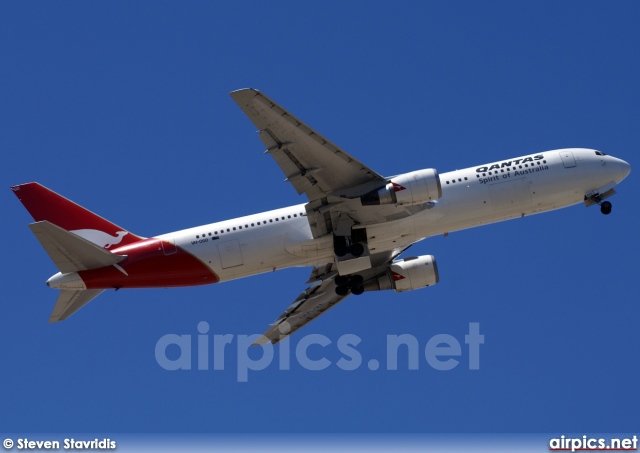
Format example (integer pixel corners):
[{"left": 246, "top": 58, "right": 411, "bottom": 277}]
[
  {"left": 364, "top": 255, "right": 439, "bottom": 292},
  {"left": 360, "top": 169, "right": 442, "bottom": 206}
]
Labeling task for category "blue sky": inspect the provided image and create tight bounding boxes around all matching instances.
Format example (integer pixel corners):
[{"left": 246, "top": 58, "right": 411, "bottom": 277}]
[{"left": 2, "top": 2, "right": 638, "bottom": 434}]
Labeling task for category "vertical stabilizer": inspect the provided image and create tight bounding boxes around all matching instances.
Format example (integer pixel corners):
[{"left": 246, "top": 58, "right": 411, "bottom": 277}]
[{"left": 11, "top": 182, "right": 143, "bottom": 249}]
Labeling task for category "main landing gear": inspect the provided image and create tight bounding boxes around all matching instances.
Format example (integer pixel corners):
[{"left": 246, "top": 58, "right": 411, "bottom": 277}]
[
  {"left": 335, "top": 274, "right": 364, "bottom": 296},
  {"left": 334, "top": 236, "right": 365, "bottom": 257}
]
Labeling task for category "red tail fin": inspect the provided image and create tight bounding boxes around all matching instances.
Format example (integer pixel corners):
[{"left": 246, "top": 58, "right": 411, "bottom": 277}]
[{"left": 12, "top": 182, "right": 143, "bottom": 249}]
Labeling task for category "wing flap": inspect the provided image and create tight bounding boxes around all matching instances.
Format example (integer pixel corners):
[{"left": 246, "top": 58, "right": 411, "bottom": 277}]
[{"left": 29, "top": 221, "right": 126, "bottom": 273}]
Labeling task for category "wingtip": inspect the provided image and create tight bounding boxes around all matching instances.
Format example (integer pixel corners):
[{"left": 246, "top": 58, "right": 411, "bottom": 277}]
[
  {"left": 251, "top": 334, "right": 273, "bottom": 346},
  {"left": 229, "top": 87, "right": 260, "bottom": 97}
]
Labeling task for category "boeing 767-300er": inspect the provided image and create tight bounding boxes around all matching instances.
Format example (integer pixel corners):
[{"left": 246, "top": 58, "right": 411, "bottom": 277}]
[{"left": 12, "top": 89, "right": 631, "bottom": 344}]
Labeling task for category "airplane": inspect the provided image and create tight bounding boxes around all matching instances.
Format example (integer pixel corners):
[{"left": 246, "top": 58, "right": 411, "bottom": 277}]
[{"left": 12, "top": 88, "right": 631, "bottom": 344}]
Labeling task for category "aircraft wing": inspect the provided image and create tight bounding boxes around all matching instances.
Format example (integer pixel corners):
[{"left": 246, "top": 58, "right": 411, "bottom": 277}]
[
  {"left": 253, "top": 271, "right": 347, "bottom": 345},
  {"left": 230, "top": 89, "right": 433, "bottom": 239},
  {"left": 230, "top": 88, "right": 386, "bottom": 201},
  {"left": 254, "top": 247, "right": 411, "bottom": 345}
]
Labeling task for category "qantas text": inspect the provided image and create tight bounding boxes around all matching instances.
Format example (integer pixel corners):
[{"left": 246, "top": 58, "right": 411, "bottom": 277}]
[{"left": 476, "top": 154, "right": 544, "bottom": 173}]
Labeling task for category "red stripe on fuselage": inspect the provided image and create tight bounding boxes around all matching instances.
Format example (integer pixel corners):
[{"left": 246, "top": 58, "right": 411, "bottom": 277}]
[{"left": 79, "top": 238, "right": 219, "bottom": 289}]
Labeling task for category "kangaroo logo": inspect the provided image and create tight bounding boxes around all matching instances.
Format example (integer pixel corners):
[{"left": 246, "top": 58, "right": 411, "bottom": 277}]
[{"left": 71, "top": 229, "right": 129, "bottom": 249}]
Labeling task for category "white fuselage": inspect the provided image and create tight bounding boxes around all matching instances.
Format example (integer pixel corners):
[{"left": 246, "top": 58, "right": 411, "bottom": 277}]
[{"left": 158, "top": 148, "right": 630, "bottom": 282}]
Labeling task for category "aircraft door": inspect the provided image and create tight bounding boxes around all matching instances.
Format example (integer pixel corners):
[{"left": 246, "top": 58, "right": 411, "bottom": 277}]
[
  {"left": 218, "top": 239, "right": 244, "bottom": 269},
  {"left": 559, "top": 150, "right": 576, "bottom": 168}
]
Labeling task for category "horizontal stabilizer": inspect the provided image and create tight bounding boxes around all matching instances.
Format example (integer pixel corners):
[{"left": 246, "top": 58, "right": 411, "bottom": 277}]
[
  {"left": 50, "top": 289, "right": 105, "bottom": 323},
  {"left": 28, "top": 221, "right": 127, "bottom": 273}
]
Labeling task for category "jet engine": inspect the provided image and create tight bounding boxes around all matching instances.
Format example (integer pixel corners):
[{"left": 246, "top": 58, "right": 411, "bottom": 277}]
[
  {"left": 364, "top": 255, "right": 439, "bottom": 292},
  {"left": 360, "top": 169, "right": 442, "bottom": 206}
]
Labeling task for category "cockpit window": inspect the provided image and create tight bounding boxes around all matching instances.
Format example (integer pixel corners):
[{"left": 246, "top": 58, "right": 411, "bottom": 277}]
[{"left": 595, "top": 151, "right": 607, "bottom": 156}]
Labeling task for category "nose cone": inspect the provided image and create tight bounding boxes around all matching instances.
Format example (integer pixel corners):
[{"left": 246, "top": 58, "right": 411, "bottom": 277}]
[
  {"left": 618, "top": 159, "right": 631, "bottom": 181},
  {"left": 622, "top": 161, "right": 631, "bottom": 179}
]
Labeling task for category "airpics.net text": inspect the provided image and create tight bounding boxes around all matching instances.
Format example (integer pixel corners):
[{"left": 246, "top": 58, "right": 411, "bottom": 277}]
[{"left": 155, "top": 322, "right": 484, "bottom": 382}]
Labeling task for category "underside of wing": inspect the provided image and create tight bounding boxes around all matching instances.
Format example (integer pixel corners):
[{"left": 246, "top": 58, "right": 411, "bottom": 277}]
[
  {"left": 254, "top": 247, "right": 412, "bottom": 345},
  {"left": 230, "top": 88, "right": 445, "bottom": 245},
  {"left": 253, "top": 274, "right": 347, "bottom": 345},
  {"left": 230, "top": 89, "right": 386, "bottom": 201}
]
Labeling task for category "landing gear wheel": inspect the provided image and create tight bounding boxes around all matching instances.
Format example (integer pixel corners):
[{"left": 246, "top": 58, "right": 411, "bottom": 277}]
[
  {"left": 335, "top": 285, "right": 349, "bottom": 296},
  {"left": 335, "top": 275, "right": 350, "bottom": 286},
  {"left": 334, "top": 243, "right": 348, "bottom": 257},
  {"left": 600, "top": 201, "right": 612, "bottom": 215},
  {"left": 349, "top": 243, "right": 365, "bottom": 257},
  {"left": 349, "top": 274, "right": 364, "bottom": 286},
  {"left": 351, "top": 284, "right": 365, "bottom": 295}
]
